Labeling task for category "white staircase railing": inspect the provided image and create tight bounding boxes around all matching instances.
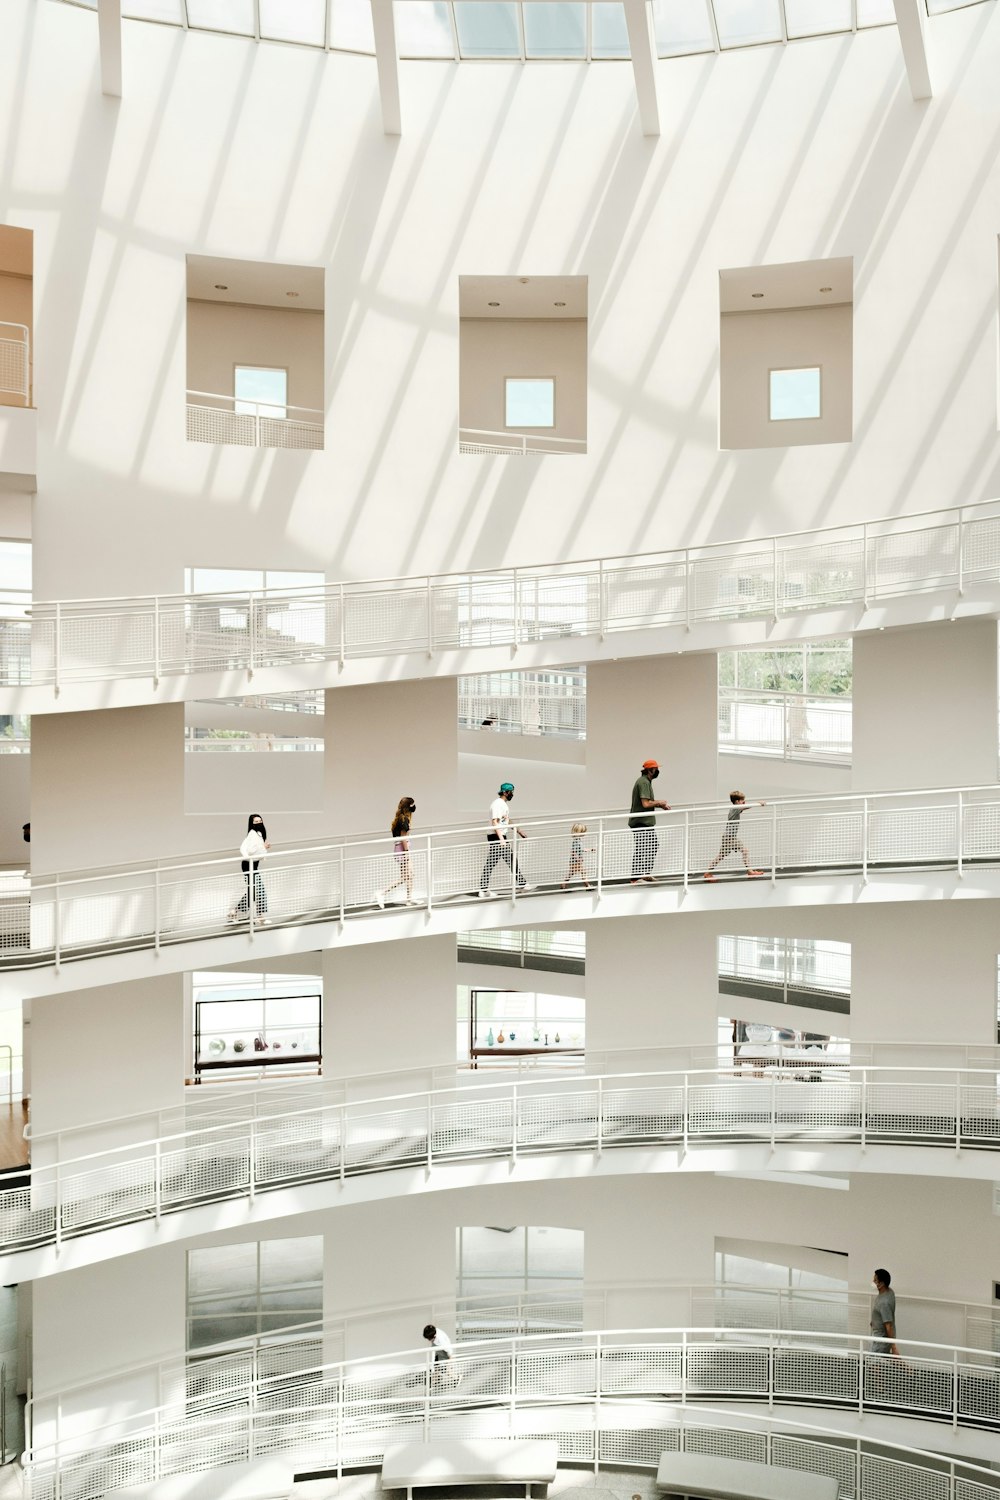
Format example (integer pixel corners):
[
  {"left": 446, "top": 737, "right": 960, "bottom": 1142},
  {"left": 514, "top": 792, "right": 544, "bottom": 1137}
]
[
  {"left": 2, "top": 784, "right": 999, "bottom": 972},
  {"left": 458, "top": 669, "right": 587, "bottom": 738},
  {"left": 185, "top": 390, "right": 323, "bottom": 450},
  {"left": 5, "top": 1059, "right": 1000, "bottom": 1255},
  {"left": 0, "top": 322, "right": 30, "bottom": 405},
  {"left": 24, "top": 1330, "right": 1000, "bottom": 1500},
  {"left": 9, "top": 496, "right": 1000, "bottom": 694},
  {"left": 718, "top": 686, "right": 852, "bottom": 763}
]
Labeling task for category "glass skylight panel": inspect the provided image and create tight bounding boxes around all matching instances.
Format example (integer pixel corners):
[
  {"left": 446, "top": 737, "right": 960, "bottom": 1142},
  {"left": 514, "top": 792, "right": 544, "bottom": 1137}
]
[
  {"left": 523, "top": 2, "right": 587, "bottom": 58},
  {"left": 712, "top": 0, "right": 783, "bottom": 48},
  {"left": 770, "top": 367, "right": 821, "bottom": 422},
  {"left": 783, "top": 0, "right": 851, "bottom": 35},
  {"left": 259, "top": 0, "right": 326, "bottom": 45},
  {"left": 855, "top": 0, "right": 896, "bottom": 22},
  {"left": 506, "top": 378, "right": 555, "bottom": 428},
  {"left": 592, "top": 2, "right": 631, "bottom": 56},
  {"left": 122, "top": 0, "right": 184, "bottom": 22},
  {"left": 329, "top": 0, "right": 376, "bottom": 52},
  {"left": 185, "top": 0, "right": 255, "bottom": 35},
  {"left": 651, "top": 0, "right": 715, "bottom": 56},
  {"left": 453, "top": 2, "right": 521, "bottom": 58},
  {"left": 926, "top": 0, "right": 979, "bottom": 11},
  {"left": 394, "top": 1, "right": 455, "bottom": 57}
]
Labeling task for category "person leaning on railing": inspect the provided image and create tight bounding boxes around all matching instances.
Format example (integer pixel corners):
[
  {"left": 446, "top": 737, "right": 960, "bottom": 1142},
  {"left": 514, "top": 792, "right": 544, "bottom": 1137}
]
[{"left": 870, "top": 1269, "right": 899, "bottom": 1358}]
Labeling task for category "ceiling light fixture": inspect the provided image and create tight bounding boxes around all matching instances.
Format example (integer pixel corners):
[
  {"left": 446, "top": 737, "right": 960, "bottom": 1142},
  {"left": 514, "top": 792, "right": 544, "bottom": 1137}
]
[
  {"left": 214, "top": 284, "right": 228, "bottom": 290},
  {"left": 554, "top": 301, "right": 566, "bottom": 307},
  {"left": 519, "top": 277, "right": 530, "bottom": 284},
  {"left": 819, "top": 286, "right": 832, "bottom": 293},
  {"left": 286, "top": 291, "right": 300, "bottom": 298},
  {"left": 751, "top": 292, "right": 764, "bottom": 299},
  {"left": 488, "top": 301, "right": 500, "bottom": 307}
]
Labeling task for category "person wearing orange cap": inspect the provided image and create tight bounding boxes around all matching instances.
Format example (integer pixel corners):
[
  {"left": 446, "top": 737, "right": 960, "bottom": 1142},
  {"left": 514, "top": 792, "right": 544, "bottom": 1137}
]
[{"left": 628, "top": 759, "right": 671, "bottom": 883}]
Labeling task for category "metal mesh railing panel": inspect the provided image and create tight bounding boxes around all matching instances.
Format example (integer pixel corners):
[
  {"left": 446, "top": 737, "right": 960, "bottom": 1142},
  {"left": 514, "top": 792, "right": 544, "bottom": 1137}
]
[
  {"left": 870, "top": 524, "right": 959, "bottom": 597},
  {"left": 601, "top": 1085, "right": 685, "bottom": 1142},
  {"left": 685, "top": 1342, "right": 769, "bottom": 1395},
  {"left": 602, "top": 562, "right": 687, "bottom": 631},
  {"left": 254, "top": 1113, "right": 338, "bottom": 1186},
  {"left": 0, "top": 335, "right": 28, "bottom": 399},
  {"left": 960, "top": 515, "right": 1000, "bottom": 584},
  {"left": 433, "top": 1097, "right": 513, "bottom": 1156},
  {"left": 58, "top": 1156, "right": 157, "bottom": 1232},
  {"left": 770, "top": 1434, "right": 854, "bottom": 1494},
  {"left": 862, "top": 1452, "right": 949, "bottom": 1500},
  {"left": 258, "top": 416, "right": 324, "bottom": 449},
  {"left": 516, "top": 1088, "right": 597, "bottom": 1148},
  {"left": 864, "top": 1083, "right": 956, "bottom": 1139},
  {"left": 773, "top": 1346, "right": 858, "bottom": 1403},
  {"left": 186, "top": 404, "right": 256, "bottom": 446},
  {"left": 600, "top": 1346, "right": 682, "bottom": 1395},
  {"left": 778, "top": 537, "right": 865, "bottom": 610},
  {"left": 691, "top": 549, "right": 774, "bottom": 619},
  {"left": 344, "top": 1104, "right": 427, "bottom": 1173}
]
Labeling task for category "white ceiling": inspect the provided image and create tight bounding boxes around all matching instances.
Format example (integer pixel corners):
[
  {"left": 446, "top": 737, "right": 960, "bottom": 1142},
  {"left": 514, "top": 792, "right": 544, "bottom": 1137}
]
[
  {"left": 186, "top": 255, "right": 324, "bottom": 311},
  {"left": 719, "top": 257, "right": 854, "bottom": 314},
  {"left": 459, "top": 275, "right": 588, "bottom": 320}
]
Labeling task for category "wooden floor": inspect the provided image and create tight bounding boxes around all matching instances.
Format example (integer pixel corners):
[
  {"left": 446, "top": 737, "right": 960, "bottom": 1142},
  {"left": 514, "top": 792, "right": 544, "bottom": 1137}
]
[{"left": 0, "top": 1103, "right": 28, "bottom": 1173}]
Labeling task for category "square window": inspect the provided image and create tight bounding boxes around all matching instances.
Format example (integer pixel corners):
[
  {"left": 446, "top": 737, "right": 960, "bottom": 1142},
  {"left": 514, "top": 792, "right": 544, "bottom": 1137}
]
[
  {"left": 234, "top": 366, "right": 288, "bottom": 420},
  {"left": 506, "top": 378, "right": 555, "bottom": 429},
  {"left": 770, "top": 367, "right": 821, "bottom": 422}
]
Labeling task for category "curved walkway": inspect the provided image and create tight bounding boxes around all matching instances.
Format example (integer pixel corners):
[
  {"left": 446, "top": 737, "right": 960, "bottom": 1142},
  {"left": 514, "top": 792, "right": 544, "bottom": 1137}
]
[
  {"left": 6, "top": 499, "right": 1000, "bottom": 714},
  {"left": 3, "top": 786, "right": 998, "bottom": 993},
  {"left": 25, "top": 1332, "right": 1000, "bottom": 1500},
  {"left": 6, "top": 1062, "right": 1000, "bottom": 1260}
]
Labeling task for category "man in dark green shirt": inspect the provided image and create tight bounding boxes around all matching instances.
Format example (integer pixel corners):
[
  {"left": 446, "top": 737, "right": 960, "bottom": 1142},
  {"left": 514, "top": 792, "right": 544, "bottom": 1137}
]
[{"left": 628, "top": 759, "right": 671, "bottom": 882}]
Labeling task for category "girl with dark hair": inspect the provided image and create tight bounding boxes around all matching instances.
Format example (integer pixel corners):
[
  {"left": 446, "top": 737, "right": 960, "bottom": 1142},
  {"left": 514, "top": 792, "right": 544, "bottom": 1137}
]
[
  {"left": 376, "top": 796, "right": 417, "bottom": 908},
  {"left": 228, "top": 813, "right": 271, "bottom": 924}
]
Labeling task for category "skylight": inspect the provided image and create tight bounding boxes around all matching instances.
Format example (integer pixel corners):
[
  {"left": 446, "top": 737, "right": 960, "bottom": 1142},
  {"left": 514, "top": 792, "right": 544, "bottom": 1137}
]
[{"left": 64, "top": 0, "right": 985, "bottom": 61}]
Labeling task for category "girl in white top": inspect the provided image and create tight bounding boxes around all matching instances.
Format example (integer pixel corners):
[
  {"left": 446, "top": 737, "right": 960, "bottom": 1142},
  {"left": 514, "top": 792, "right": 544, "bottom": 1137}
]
[{"left": 228, "top": 813, "right": 271, "bottom": 924}]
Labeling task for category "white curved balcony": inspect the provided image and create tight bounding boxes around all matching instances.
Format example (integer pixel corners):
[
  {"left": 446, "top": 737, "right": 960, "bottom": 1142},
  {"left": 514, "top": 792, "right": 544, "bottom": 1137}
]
[
  {"left": 2, "top": 786, "right": 999, "bottom": 994},
  {"left": 5, "top": 1059, "right": 1000, "bottom": 1262},
  {"left": 24, "top": 1330, "right": 1000, "bottom": 1500},
  {"left": 34, "top": 1281, "right": 1000, "bottom": 1442},
  {"left": 5, "top": 498, "right": 1000, "bottom": 714},
  {"left": 185, "top": 390, "right": 323, "bottom": 450}
]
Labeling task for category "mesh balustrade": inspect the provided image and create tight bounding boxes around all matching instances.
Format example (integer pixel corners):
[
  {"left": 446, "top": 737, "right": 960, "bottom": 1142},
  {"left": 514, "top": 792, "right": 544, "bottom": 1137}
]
[
  {"left": 25, "top": 1335, "right": 1000, "bottom": 1500},
  {"left": 13, "top": 500, "right": 1000, "bottom": 692},
  {"left": 5, "top": 1064, "right": 1000, "bottom": 1254}
]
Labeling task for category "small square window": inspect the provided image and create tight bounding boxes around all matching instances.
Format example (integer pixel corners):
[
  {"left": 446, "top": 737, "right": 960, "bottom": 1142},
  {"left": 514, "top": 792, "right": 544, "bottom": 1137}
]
[
  {"left": 770, "top": 366, "right": 821, "bottom": 422},
  {"left": 234, "top": 366, "right": 287, "bottom": 420},
  {"left": 506, "top": 378, "right": 555, "bottom": 429}
]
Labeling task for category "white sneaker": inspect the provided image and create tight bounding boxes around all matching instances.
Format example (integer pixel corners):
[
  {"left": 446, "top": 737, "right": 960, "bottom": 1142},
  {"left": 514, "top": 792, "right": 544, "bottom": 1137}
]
[
  {"left": 375, "top": 891, "right": 385, "bottom": 909},
  {"left": 477, "top": 890, "right": 495, "bottom": 900},
  {"left": 257, "top": 917, "right": 271, "bottom": 926},
  {"left": 227, "top": 911, "right": 239, "bottom": 924},
  {"left": 518, "top": 884, "right": 534, "bottom": 893}
]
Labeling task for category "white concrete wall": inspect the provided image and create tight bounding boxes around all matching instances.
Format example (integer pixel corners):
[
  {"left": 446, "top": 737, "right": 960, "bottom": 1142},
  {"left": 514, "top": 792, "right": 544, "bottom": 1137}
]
[
  {"left": 29, "top": 973, "right": 185, "bottom": 1158},
  {"left": 720, "top": 304, "right": 852, "bottom": 449},
  {"left": 459, "top": 318, "right": 587, "bottom": 442},
  {"left": 186, "top": 301, "right": 324, "bottom": 414},
  {"left": 324, "top": 678, "right": 458, "bottom": 832},
  {"left": 586, "top": 914, "right": 719, "bottom": 1063},
  {"left": 184, "top": 749, "right": 323, "bottom": 814},
  {"left": 0, "top": 752, "right": 29, "bottom": 863},
  {"left": 322, "top": 934, "right": 456, "bottom": 1078},
  {"left": 0, "top": 2, "right": 995, "bottom": 604},
  {"left": 585, "top": 655, "right": 719, "bottom": 809},
  {"left": 852, "top": 620, "right": 998, "bottom": 791}
]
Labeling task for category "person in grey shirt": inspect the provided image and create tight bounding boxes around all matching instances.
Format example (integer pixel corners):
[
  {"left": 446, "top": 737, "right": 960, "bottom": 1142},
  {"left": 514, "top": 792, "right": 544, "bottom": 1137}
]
[{"left": 870, "top": 1268, "right": 899, "bottom": 1356}]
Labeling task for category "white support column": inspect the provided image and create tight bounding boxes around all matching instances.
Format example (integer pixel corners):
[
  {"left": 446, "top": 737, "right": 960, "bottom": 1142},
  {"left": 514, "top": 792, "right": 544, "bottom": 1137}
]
[
  {"left": 322, "top": 933, "right": 457, "bottom": 1080},
  {"left": 98, "top": 0, "right": 123, "bottom": 98},
  {"left": 370, "top": 0, "right": 402, "bottom": 136},
  {"left": 892, "top": 0, "right": 933, "bottom": 101},
  {"left": 325, "top": 677, "right": 458, "bottom": 832},
  {"left": 623, "top": 0, "right": 660, "bottom": 138},
  {"left": 585, "top": 915, "right": 718, "bottom": 1070},
  {"left": 585, "top": 654, "right": 719, "bottom": 810},
  {"left": 852, "top": 619, "right": 997, "bottom": 791}
]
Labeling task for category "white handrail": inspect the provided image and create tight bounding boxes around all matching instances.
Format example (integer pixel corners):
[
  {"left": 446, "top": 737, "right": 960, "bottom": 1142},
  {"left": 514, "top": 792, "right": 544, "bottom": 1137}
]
[
  {"left": 718, "top": 685, "right": 852, "bottom": 764},
  {"left": 25, "top": 1328, "right": 1000, "bottom": 1500},
  {"left": 10, "top": 495, "right": 1000, "bottom": 691},
  {"left": 458, "top": 426, "right": 587, "bottom": 455},
  {"left": 2, "top": 782, "right": 1000, "bottom": 972},
  {"left": 185, "top": 390, "right": 323, "bottom": 450},
  {"left": 185, "top": 389, "right": 323, "bottom": 421},
  {"left": 6, "top": 1059, "right": 1000, "bottom": 1255}
]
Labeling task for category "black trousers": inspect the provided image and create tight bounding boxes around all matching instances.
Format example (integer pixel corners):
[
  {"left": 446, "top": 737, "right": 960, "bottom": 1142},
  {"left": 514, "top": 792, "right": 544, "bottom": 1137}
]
[
  {"left": 480, "top": 833, "right": 525, "bottom": 892},
  {"left": 630, "top": 827, "right": 658, "bottom": 879},
  {"left": 236, "top": 859, "right": 267, "bottom": 914}
]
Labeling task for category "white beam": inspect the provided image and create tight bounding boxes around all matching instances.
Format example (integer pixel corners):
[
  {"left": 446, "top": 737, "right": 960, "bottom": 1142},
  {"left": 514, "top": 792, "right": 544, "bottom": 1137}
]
[
  {"left": 623, "top": 0, "right": 660, "bottom": 138},
  {"left": 370, "top": 0, "right": 402, "bottom": 136},
  {"left": 892, "top": 0, "right": 932, "bottom": 101},
  {"left": 97, "top": 0, "right": 122, "bottom": 98}
]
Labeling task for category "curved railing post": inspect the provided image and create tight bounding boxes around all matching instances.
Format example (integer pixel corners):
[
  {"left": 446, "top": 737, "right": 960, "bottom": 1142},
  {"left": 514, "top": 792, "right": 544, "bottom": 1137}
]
[
  {"left": 862, "top": 796, "right": 869, "bottom": 883},
  {"left": 53, "top": 600, "right": 61, "bottom": 698},
  {"left": 425, "top": 576, "right": 433, "bottom": 657},
  {"left": 510, "top": 1083, "right": 518, "bottom": 1166},
  {"left": 247, "top": 590, "right": 257, "bottom": 678},
  {"left": 597, "top": 557, "right": 606, "bottom": 641},
  {"left": 596, "top": 1078, "right": 603, "bottom": 1157},
  {"left": 152, "top": 595, "right": 160, "bottom": 686},
  {"left": 248, "top": 1120, "right": 256, "bottom": 1204},
  {"left": 338, "top": 581, "right": 346, "bottom": 669},
  {"left": 956, "top": 790, "right": 964, "bottom": 878}
]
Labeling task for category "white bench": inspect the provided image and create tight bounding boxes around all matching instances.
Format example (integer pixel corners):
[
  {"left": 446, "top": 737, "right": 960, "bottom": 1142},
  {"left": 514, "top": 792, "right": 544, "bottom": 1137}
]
[
  {"left": 656, "top": 1451, "right": 840, "bottom": 1500},
  {"left": 382, "top": 1438, "right": 560, "bottom": 1500},
  {"left": 114, "top": 1457, "right": 297, "bottom": 1500}
]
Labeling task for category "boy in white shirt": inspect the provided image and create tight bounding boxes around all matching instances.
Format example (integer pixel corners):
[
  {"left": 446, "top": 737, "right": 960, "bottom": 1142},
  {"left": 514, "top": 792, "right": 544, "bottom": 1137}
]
[{"left": 423, "top": 1323, "right": 458, "bottom": 1385}]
